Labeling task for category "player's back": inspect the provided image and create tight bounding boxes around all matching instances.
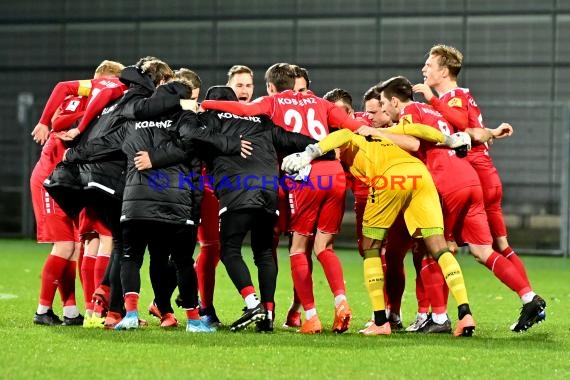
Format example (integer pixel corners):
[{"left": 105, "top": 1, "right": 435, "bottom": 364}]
[{"left": 268, "top": 90, "right": 334, "bottom": 141}]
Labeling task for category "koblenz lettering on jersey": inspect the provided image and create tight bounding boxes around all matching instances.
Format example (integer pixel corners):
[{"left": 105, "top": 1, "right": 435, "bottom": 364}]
[
  {"left": 420, "top": 106, "right": 444, "bottom": 118},
  {"left": 135, "top": 120, "right": 173, "bottom": 129},
  {"left": 216, "top": 112, "right": 261, "bottom": 123},
  {"left": 277, "top": 97, "right": 317, "bottom": 106}
]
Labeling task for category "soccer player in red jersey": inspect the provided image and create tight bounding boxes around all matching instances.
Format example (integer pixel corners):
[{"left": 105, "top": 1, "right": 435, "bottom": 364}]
[
  {"left": 383, "top": 75, "right": 545, "bottom": 332},
  {"left": 30, "top": 60, "right": 125, "bottom": 326},
  {"left": 280, "top": 65, "right": 311, "bottom": 328},
  {"left": 201, "top": 63, "right": 365, "bottom": 333},
  {"left": 413, "top": 44, "right": 546, "bottom": 332}
]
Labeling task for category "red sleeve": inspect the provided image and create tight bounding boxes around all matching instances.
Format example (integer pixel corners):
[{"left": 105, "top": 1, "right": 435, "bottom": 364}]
[
  {"left": 51, "top": 112, "right": 85, "bottom": 132},
  {"left": 38, "top": 81, "right": 81, "bottom": 126},
  {"left": 327, "top": 105, "right": 362, "bottom": 131},
  {"left": 75, "top": 87, "right": 125, "bottom": 133},
  {"left": 429, "top": 96, "right": 469, "bottom": 131},
  {"left": 200, "top": 98, "right": 272, "bottom": 116}
]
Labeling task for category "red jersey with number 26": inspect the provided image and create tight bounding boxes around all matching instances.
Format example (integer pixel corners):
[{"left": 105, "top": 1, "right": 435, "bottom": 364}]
[
  {"left": 400, "top": 102, "right": 480, "bottom": 196},
  {"left": 249, "top": 90, "right": 339, "bottom": 140}
]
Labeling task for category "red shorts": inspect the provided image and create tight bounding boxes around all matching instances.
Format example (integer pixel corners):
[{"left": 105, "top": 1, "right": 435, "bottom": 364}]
[
  {"left": 79, "top": 207, "right": 112, "bottom": 237},
  {"left": 442, "top": 185, "right": 493, "bottom": 246},
  {"left": 197, "top": 185, "right": 220, "bottom": 243},
  {"left": 276, "top": 184, "right": 290, "bottom": 234},
  {"left": 286, "top": 160, "right": 346, "bottom": 235},
  {"left": 481, "top": 185, "right": 507, "bottom": 238},
  {"left": 31, "top": 173, "right": 79, "bottom": 243}
]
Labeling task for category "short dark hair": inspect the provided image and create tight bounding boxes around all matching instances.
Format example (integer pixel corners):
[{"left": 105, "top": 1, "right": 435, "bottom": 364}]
[
  {"left": 323, "top": 88, "right": 352, "bottom": 107},
  {"left": 265, "top": 63, "right": 295, "bottom": 92},
  {"left": 377, "top": 76, "right": 414, "bottom": 102},
  {"left": 362, "top": 85, "right": 382, "bottom": 102},
  {"left": 290, "top": 65, "right": 311, "bottom": 89}
]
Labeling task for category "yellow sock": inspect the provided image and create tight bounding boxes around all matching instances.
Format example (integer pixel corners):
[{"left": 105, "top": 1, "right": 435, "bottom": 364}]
[
  {"left": 363, "top": 250, "right": 385, "bottom": 311},
  {"left": 437, "top": 251, "right": 469, "bottom": 305}
]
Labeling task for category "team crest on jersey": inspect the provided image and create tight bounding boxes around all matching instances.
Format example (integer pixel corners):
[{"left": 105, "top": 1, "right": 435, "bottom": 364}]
[{"left": 447, "top": 98, "right": 462, "bottom": 108}]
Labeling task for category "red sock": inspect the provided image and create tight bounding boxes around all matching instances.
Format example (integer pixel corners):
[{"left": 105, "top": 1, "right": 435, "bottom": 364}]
[
  {"left": 500, "top": 246, "right": 531, "bottom": 288},
  {"left": 58, "top": 259, "right": 77, "bottom": 306},
  {"left": 124, "top": 293, "right": 139, "bottom": 313},
  {"left": 81, "top": 256, "right": 96, "bottom": 310},
  {"left": 420, "top": 257, "right": 448, "bottom": 314},
  {"left": 317, "top": 249, "right": 346, "bottom": 297},
  {"left": 292, "top": 287, "right": 301, "bottom": 305},
  {"left": 239, "top": 285, "right": 256, "bottom": 299},
  {"left": 263, "top": 301, "right": 275, "bottom": 317},
  {"left": 39, "top": 255, "right": 68, "bottom": 307},
  {"left": 94, "top": 255, "right": 110, "bottom": 288},
  {"left": 185, "top": 308, "right": 199, "bottom": 320},
  {"left": 290, "top": 253, "right": 315, "bottom": 310},
  {"left": 485, "top": 252, "right": 531, "bottom": 296},
  {"left": 195, "top": 243, "right": 220, "bottom": 309}
]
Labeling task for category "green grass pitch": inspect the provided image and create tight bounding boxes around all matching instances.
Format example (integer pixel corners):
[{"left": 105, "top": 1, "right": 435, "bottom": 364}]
[{"left": 0, "top": 239, "right": 569, "bottom": 379}]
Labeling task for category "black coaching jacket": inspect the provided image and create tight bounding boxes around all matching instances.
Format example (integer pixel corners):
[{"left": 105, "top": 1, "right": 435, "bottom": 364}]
[
  {"left": 44, "top": 65, "right": 189, "bottom": 223},
  {"left": 66, "top": 84, "right": 242, "bottom": 226}
]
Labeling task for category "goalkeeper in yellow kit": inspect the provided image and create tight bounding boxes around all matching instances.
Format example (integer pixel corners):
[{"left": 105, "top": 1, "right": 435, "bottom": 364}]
[{"left": 282, "top": 123, "right": 476, "bottom": 337}]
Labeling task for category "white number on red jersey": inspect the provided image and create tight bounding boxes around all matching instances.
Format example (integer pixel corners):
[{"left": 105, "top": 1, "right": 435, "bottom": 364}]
[{"left": 283, "top": 108, "right": 327, "bottom": 140}]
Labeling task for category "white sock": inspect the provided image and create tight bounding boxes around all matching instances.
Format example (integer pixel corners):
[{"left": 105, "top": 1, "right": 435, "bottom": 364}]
[
  {"left": 432, "top": 312, "right": 448, "bottom": 324},
  {"left": 334, "top": 294, "right": 347, "bottom": 307},
  {"left": 244, "top": 293, "right": 260, "bottom": 309},
  {"left": 305, "top": 308, "right": 317, "bottom": 320},
  {"left": 63, "top": 305, "right": 79, "bottom": 318},
  {"left": 417, "top": 312, "right": 428, "bottom": 322},
  {"left": 36, "top": 304, "right": 50, "bottom": 314},
  {"left": 267, "top": 310, "right": 273, "bottom": 321},
  {"left": 521, "top": 291, "right": 536, "bottom": 304},
  {"left": 385, "top": 308, "right": 391, "bottom": 318}
]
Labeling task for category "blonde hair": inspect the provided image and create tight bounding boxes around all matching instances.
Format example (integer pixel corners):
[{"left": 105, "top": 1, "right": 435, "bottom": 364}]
[
  {"left": 175, "top": 68, "right": 201, "bottom": 90},
  {"left": 429, "top": 44, "right": 463, "bottom": 78},
  {"left": 140, "top": 60, "right": 174, "bottom": 86},
  {"left": 94, "top": 60, "right": 124, "bottom": 77},
  {"left": 227, "top": 65, "right": 253, "bottom": 83}
]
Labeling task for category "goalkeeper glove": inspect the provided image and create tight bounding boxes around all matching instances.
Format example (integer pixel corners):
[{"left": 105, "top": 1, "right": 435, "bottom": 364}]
[
  {"left": 444, "top": 132, "right": 472, "bottom": 150},
  {"left": 281, "top": 143, "right": 322, "bottom": 174}
]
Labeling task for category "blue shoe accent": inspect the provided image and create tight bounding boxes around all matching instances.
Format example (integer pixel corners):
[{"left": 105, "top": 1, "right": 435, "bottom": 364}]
[
  {"left": 200, "top": 314, "right": 222, "bottom": 328},
  {"left": 186, "top": 319, "right": 216, "bottom": 333},
  {"left": 114, "top": 312, "right": 139, "bottom": 330}
]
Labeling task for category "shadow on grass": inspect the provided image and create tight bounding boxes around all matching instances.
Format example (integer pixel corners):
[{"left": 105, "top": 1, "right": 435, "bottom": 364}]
[{"left": 46, "top": 324, "right": 561, "bottom": 352}]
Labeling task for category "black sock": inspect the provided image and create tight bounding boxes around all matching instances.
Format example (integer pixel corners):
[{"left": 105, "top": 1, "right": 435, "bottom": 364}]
[
  {"left": 374, "top": 310, "right": 388, "bottom": 326},
  {"left": 458, "top": 303, "right": 471, "bottom": 320}
]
